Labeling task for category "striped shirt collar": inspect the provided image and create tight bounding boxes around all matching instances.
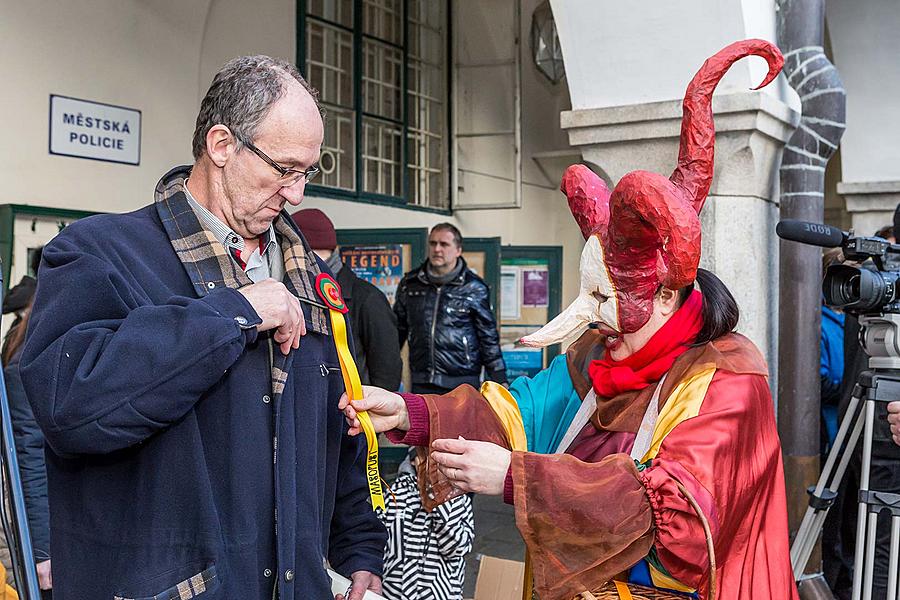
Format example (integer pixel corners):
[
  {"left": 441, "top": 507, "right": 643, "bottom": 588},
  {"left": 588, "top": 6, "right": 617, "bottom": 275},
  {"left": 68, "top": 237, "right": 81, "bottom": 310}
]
[{"left": 183, "top": 183, "right": 276, "bottom": 259}]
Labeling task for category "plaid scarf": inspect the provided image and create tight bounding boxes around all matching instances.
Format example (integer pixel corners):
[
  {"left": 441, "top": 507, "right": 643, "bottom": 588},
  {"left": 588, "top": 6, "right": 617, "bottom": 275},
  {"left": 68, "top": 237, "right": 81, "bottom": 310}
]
[{"left": 154, "top": 165, "right": 330, "bottom": 396}]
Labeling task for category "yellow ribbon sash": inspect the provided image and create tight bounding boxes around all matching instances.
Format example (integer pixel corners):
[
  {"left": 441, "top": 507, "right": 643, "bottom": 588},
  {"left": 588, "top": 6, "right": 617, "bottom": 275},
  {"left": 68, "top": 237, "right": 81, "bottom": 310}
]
[{"left": 328, "top": 308, "right": 385, "bottom": 510}]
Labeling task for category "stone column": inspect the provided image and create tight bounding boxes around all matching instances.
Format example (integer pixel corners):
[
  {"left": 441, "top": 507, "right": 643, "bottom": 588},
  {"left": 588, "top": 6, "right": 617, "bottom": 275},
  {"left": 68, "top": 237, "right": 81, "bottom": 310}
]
[
  {"left": 561, "top": 91, "right": 799, "bottom": 377},
  {"left": 839, "top": 181, "right": 900, "bottom": 236}
]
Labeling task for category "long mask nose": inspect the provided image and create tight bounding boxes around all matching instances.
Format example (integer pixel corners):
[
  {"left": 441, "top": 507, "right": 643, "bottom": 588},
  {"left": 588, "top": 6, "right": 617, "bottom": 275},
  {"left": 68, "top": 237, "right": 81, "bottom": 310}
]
[{"left": 519, "top": 293, "right": 597, "bottom": 348}]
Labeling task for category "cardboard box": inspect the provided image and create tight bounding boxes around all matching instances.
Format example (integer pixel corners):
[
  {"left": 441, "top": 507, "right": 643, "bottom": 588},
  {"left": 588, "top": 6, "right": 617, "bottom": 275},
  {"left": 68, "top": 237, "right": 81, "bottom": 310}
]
[{"left": 472, "top": 555, "right": 526, "bottom": 600}]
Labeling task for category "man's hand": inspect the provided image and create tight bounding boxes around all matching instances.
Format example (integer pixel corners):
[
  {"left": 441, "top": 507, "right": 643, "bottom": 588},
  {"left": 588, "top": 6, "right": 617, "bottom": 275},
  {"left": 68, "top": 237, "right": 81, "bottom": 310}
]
[
  {"left": 238, "top": 278, "right": 306, "bottom": 355},
  {"left": 335, "top": 570, "right": 382, "bottom": 600},
  {"left": 888, "top": 401, "right": 900, "bottom": 446},
  {"left": 339, "top": 386, "right": 409, "bottom": 435},
  {"left": 36, "top": 559, "right": 52, "bottom": 590},
  {"left": 430, "top": 438, "right": 511, "bottom": 495}
]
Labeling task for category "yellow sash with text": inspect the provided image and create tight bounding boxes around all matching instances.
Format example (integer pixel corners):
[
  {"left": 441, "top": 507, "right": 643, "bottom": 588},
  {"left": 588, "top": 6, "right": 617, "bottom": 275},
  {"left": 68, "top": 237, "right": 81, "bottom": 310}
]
[{"left": 317, "top": 273, "right": 385, "bottom": 511}]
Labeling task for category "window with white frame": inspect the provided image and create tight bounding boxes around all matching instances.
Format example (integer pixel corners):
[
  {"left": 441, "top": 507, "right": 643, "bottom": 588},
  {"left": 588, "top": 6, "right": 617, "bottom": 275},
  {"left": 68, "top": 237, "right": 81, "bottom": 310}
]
[{"left": 301, "top": 0, "right": 449, "bottom": 210}]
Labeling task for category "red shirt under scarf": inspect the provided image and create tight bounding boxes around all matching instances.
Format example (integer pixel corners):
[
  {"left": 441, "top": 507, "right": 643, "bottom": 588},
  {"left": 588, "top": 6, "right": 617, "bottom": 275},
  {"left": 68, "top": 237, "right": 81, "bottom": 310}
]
[{"left": 589, "top": 290, "right": 703, "bottom": 399}]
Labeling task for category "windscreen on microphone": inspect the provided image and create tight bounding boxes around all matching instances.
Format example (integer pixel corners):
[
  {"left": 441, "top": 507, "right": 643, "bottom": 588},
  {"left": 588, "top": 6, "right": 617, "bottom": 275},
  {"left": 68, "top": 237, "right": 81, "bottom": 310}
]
[{"left": 776, "top": 220, "right": 845, "bottom": 248}]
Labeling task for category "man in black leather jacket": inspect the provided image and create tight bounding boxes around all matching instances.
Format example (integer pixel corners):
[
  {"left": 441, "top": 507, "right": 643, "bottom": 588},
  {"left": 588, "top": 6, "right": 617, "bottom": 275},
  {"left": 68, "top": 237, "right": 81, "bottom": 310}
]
[{"left": 394, "top": 223, "right": 507, "bottom": 394}]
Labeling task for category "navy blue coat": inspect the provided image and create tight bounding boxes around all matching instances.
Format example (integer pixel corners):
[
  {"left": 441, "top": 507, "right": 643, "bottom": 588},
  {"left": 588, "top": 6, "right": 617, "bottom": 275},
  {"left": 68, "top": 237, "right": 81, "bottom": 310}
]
[
  {"left": 19, "top": 205, "right": 385, "bottom": 599},
  {"left": 5, "top": 352, "right": 51, "bottom": 562}
]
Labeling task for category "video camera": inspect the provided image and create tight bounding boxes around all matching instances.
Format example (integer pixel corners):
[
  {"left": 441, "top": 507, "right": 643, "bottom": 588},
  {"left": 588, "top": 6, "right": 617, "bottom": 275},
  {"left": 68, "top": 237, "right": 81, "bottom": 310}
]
[
  {"left": 776, "top": 219, "right": 900, "bottom": 315},
  {"left": 779, "top": 220, "right": 900, "bottom": 598}
]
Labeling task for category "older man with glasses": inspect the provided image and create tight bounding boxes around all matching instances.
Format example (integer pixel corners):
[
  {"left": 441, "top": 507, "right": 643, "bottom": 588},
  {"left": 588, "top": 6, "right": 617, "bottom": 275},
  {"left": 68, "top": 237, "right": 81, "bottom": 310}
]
[{"left": 20, "top": 55, "right": 385, "bottom": 600}]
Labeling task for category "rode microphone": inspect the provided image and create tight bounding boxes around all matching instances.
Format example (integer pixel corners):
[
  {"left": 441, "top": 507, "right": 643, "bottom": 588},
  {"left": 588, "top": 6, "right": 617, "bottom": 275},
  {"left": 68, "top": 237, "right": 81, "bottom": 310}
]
[{"left": 776, "top": 220, "right": 846, "bottom": 248}]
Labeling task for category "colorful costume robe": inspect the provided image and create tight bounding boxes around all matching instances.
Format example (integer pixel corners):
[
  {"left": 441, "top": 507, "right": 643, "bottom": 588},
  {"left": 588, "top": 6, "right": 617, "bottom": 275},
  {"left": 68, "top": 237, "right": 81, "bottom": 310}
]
[{"left": 400, "top": 331, "right": 799, "bottom": 600}]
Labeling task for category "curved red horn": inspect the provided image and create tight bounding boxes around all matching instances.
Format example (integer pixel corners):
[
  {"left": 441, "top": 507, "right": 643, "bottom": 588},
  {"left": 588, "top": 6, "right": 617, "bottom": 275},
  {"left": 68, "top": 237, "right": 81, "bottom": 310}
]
[
  {"left": 560, "top": 164, "right": 612, "bottom": 240},
  {"left": 670, "top": 39, "right": 784, "bottom": 213}
]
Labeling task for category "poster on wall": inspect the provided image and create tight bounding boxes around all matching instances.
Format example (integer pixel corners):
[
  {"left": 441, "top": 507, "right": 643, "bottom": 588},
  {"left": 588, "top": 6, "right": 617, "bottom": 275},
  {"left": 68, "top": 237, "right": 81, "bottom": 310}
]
[
  {"left": 522, "top": 267, "right": 549, "bottom": 307},
  {"left": 500, "top": 325, "right": 544, "bottom": 379},
  {"left": 342, "top": 245, "right": 404, "bottom": 305},
  {"left": 500, "top": 266, "right": 520, "bottom": 320},
  {"left": 503, "top": 348, "right": 544, "bottom": 379},
  {"left": 49, "top": 95, "right": 141, "bottom": 165}
]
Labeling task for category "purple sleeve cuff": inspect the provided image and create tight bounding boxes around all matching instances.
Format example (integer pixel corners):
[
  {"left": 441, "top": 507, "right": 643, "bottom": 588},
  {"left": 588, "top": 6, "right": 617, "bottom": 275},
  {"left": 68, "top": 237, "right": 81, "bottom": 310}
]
[
  {"left": 503, "top": 467, "right": 515, "bottom": 505},
  {"left": 383, "top": 393, "right": 430, "bottom": 446}
]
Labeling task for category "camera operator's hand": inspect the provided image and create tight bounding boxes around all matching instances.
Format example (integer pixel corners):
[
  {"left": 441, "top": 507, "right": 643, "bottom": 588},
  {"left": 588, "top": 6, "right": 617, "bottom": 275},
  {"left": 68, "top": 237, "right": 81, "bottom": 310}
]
[{"left": 888, "top": 401, "right": 900, "bottom": 446}]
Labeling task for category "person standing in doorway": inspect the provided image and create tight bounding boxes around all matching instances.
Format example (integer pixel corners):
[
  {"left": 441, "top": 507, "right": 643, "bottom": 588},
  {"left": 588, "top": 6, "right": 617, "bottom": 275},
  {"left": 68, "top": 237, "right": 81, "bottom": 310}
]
[{"left": 393, "top": 223, "right": 507, "bottom": 394}]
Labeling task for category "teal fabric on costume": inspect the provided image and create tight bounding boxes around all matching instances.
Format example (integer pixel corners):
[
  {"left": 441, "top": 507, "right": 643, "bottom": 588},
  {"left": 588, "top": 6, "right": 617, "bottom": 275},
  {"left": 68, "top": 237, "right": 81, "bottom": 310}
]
[{"left": 509, "top": 354, "right": 584, "bottom": 454}]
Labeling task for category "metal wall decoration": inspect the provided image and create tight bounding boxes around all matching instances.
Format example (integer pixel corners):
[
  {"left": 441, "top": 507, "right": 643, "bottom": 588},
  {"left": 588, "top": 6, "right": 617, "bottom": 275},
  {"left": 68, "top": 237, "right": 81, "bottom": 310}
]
[{"left": 530, "top": 1, "right": 565, "bottom": 84}]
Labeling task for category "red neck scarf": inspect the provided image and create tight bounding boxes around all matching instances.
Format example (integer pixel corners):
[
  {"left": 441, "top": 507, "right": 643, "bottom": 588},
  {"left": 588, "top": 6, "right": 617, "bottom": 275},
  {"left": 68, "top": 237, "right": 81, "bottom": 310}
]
[{"left": 589, "top": 290, "right": 703, "bottom": 399}]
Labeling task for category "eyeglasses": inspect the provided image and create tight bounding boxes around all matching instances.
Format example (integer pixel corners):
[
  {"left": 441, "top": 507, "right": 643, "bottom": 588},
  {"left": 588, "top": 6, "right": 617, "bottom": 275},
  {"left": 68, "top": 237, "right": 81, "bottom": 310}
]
[{"left": 243, "top": 140, "right": 320, "bottom": 187}]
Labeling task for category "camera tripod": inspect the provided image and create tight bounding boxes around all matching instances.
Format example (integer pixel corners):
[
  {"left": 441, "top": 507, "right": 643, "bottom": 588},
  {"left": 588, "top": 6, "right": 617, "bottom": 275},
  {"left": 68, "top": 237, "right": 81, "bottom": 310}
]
[{"left": 791, "top": 313, "right": 900, "bottom": 600}]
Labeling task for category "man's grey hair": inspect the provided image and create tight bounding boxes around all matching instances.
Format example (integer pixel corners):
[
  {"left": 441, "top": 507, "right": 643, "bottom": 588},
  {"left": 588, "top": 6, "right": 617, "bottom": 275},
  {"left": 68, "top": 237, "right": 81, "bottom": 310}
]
[{"left": 192, "top": 55, "right": 323, "bottom": 160}]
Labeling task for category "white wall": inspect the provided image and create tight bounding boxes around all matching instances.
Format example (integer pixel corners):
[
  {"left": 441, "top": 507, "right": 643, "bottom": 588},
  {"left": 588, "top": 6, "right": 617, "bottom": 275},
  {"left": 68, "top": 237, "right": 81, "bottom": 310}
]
[
  {"left": 826, "top": 0, "right": 900, "bottom": 185},
  {"left": 199, "top": 0, "right": 299, "bottom": 98},
  {"left": 549, "top": 0, "right": 798, "bottom": 112},
  {"left": 519, "top": 0, "right": 575, "bottom": 185},
  {"left": 0, "top": 0, "right": 207, "bottom": 212}
]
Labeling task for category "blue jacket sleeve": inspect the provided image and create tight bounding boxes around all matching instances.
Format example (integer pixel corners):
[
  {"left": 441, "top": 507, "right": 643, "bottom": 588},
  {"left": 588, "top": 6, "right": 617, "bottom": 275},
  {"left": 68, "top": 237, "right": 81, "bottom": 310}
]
[
  {"left": 510, "top": 354, "right": 584, "bottom": 454},
  {"left": 5, "top": 357, "right": 51, "bottom": 560},
  {"left": 19, "top": 233, "right": 262, "bottom": 456},
  {"left": 327, "top": 421, "right": 387, "bottom": 578}
]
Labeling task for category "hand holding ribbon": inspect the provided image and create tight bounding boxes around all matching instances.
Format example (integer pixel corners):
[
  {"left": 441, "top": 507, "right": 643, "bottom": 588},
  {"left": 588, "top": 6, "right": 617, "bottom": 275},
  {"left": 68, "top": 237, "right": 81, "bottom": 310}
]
[{"left": 339, "top": 387, "right": 410, "bottom": 435}]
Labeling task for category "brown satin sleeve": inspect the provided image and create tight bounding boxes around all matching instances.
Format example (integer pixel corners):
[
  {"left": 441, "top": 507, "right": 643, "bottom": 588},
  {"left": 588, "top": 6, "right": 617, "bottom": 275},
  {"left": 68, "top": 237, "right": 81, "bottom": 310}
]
[
  {"left": 565, "top": 329, "right": 605, "bottom": 399},
  {"left": 415, "top": 384, "right": 512, "bottom": 511},
  {"left": 512, "top": 451, "right": 654, "bottom": 599}
]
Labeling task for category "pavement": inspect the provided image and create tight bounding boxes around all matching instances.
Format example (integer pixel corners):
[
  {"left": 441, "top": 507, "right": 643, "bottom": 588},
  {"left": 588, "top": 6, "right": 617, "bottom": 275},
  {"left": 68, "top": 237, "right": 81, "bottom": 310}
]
[{"left": 463, "top": 493, "right": 525, "bottom": 597}]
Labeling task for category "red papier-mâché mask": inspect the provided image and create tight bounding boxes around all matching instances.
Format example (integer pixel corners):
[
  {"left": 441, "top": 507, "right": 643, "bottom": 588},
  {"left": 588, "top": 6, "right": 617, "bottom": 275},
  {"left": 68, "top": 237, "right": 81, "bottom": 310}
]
[{"left": 521, "top": 39, "right": 783, "bottom": 347}]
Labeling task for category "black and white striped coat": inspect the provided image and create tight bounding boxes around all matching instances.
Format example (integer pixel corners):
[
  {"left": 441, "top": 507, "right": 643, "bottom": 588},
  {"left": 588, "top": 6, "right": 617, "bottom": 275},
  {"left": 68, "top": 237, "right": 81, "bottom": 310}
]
[{"left": 379, "top": 473, "right": 475, "bottom": 600}]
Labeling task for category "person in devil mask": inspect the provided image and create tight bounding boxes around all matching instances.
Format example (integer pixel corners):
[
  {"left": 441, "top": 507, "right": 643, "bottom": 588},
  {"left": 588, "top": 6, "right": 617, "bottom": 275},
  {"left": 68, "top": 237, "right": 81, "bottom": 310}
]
[{"left": 339, "top": 40, "right": 798, "bottom": 600}]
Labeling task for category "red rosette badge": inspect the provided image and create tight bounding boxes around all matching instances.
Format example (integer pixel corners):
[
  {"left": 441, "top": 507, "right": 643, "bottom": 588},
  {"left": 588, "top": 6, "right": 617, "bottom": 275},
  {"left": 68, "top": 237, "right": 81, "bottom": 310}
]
[{"left": 315, "top": 273, "right": 348, "bottom": 314}]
